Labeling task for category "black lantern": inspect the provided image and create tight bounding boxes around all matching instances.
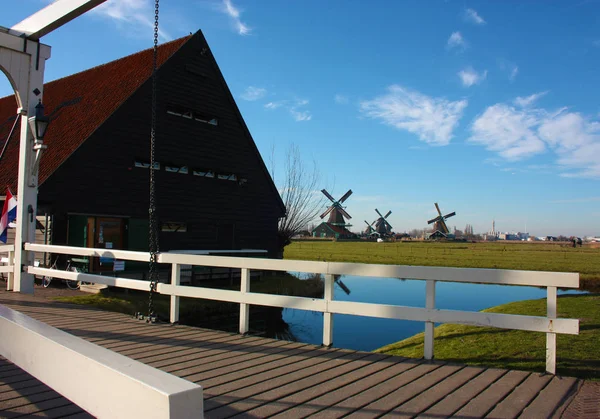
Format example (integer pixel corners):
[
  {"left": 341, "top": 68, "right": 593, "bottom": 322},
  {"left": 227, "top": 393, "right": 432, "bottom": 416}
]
[{"left": 33, "top": 100, "right": 49, "bottom": 140}]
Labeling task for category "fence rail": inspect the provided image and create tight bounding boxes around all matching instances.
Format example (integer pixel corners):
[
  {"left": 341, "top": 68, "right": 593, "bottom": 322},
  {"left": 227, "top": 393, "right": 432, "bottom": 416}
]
[
  {"left": 0, "top": 244, "right": 14, "bottom": 290},
  {"left": 24, "top": 243, "right": 579, "bottom": 374}
]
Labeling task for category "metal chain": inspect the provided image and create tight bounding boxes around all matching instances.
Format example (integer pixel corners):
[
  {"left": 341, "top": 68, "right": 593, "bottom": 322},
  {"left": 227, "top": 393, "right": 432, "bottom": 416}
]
[{"left": 147, "top": 0, "right": 160, "bottom": 323}]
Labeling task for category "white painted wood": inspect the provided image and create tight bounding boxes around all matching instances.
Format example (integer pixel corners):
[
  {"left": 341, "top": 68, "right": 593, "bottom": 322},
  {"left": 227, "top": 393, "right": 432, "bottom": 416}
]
[
  {"left": 26, "top": 243, "right": 151, "bottom": 262},
  {"left": 170, "top": 264, "right": 181, "bottom": 324},
  {"left": 27, "top": 267, "right": 151, "bottom": 291},
  {"left": 546, "top": 286, "right": 557, "bottom": 374},
  {"left": 10, "top": 0, "right": 108, "bottom": 40},
  {"left": 158, "top": 284, "right": 327, "bottom": 312},
  {"left": 323, "top": 274, "right": 334, "bottom": 347},
  {"left": 328, "top": 300, "right": 579, "bottom": 334},
  {"left": 0, "top": 304, "right": 203, "bottom": 418},
  {"left": 34, "top": 244, "right": 578, "bottom": 288},
  {"left": 159, "top": 251, "right": 578, "bottom": 288},
  {"left": 239, "top": 268, "right": 250, "bottom": 334},
  {"left": 13, "top": 40, "right": 42, "bottom": 295},
  {"left": 0, "top": 245, "right": 15, "bottom": 252},
  {"left": 424, "top": 279, "right": 436, "bottom": 360},
  {"left": 7, "top": 249, "right": 14, "bottom": 291}
]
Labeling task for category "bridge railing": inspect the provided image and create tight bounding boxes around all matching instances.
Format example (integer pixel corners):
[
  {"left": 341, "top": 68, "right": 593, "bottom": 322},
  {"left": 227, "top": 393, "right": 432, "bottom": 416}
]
[
  {"left": 0, "top": 244, "right": 15, "bottom": 290},
  {"left": 0, "top": 303, "right": 204, "bottom": 418},
  {"left": 25, "top": 243, "right": 580, "bottom": 374}
]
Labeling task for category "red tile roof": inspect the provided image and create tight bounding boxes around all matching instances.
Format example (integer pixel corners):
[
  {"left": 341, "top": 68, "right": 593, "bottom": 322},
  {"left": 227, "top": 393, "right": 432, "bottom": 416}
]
[{"left": 0, "top": 35, "right": 192, "bottom": 190}]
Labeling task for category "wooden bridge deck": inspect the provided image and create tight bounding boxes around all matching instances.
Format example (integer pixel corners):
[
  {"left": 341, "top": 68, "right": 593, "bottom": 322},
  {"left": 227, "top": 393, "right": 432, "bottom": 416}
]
[{"left": 0, "top": 289, "right": 585, "bottom": 418}]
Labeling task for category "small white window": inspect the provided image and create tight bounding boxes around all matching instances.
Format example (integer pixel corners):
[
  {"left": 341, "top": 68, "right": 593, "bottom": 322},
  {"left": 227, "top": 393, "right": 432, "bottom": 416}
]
[{"left": 165, "top": 166, "right": 189, "bottom": 174}]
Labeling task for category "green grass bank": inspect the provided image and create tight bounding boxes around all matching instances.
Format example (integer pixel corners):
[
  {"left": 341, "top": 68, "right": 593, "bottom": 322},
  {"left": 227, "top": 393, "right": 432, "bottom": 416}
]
[
  {"left": 375, "top": 294, "right": 600, "bottom": 380},
  {"left": 285, "top": 240, "right": 600, "bottom": 291}
]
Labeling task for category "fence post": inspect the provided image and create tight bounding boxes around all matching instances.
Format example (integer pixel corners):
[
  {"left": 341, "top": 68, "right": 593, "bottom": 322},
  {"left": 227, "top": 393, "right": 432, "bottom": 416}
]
[
  {"left": 546, "top": 286, "right": 557, "bottom": 374},
  {"left": 170, "top": 263, "right": 181, "bottom": 324},
  {"left": 323, "top": 274, "right": 334, "bottom": 347},
  {"left": 7, "top": 249, "right": 14, "bottom": 291},
  {"left": 424, "top": 279, "right": 436, "bottom": 360},
  {"left": 239, "top": 268, "right": 250, "bottom": 334}
]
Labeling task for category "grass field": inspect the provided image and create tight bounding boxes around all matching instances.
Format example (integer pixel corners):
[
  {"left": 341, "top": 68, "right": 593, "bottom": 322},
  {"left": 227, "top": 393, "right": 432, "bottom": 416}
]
[
  {"left": 285, "top": 240, "right": 600, "bottom": 291},
  {"left": 375, "top": 294, "right": 600, "bottom": 380}
]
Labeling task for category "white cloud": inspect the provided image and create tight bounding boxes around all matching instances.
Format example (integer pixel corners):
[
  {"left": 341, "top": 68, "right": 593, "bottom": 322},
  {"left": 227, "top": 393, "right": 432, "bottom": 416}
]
[
  {"left": 514, "top": 91, "right": 548, "bottom": 107},
  {"left": 458, "top": 67, "right": 487, "bottom": 87},
  {"left": 469, "top": 98, "right": 600, "bottom": 178},
  {"left": 264, "top": 98, "right": 312, "bottom": 121},
  {"left": 290, "top": 110, "right": 312, "bottom": 122},
  {"left": 510, "top": 66, "right": 519, "bottom": 82},
  {"left": 334, "top": 94, "right": 349, "bottom": 105},
  {"left": 240, "top": 86, "right": 266, "bottom": 101},
  {"left": 464, "top": 8, "right": 486, "bottom": 25},
  {"left": 264, "top": 101, "right": 284, "bottom": 110},
  {"left": 221, "top": 0, "right": 251, "bottom": 35},
  {"left": 469, "top": 104, "right": 546, "bottom": 160},
  {"left": 94, "top": 0, "right": 172, "bottom": 41},
  {"left": 360, "top": 85, "right": 468, "bottom": 146},
  {"left": 447, "top": 31, "right": 466, "bottom": 49},
  {"left": 289, "top": 99, "right": 312, "bottom": 121}
]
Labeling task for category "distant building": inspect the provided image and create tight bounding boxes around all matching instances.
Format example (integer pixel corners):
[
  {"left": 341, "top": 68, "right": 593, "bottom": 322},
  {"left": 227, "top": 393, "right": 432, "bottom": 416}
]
[{"left": 311, "top": 223, "right": 355, "bottom": 239}]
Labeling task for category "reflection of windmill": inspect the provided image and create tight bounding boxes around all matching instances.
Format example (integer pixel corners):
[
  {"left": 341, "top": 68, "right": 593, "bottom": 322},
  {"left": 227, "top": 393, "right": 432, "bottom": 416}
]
[
  {"left": 320, "top": 189, "right": 352, "bottom": 227},
  {"left": 374, "top": 209, "right": 393, "bottom": 236},
  {"left": 333, "top": 274, "right": 351, "bottom": 295},
  {"left": 427, "top": 203, "right": 456, "bottom": 236},
  {"left": 364, "top": 219, "right": 377, "bottom": 235}
]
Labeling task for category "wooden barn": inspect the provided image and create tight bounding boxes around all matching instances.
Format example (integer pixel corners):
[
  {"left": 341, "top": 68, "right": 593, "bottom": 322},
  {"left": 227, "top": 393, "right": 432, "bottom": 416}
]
[
  {"left": 0, "top": 30, "right": 286, "bottom": 271},
  {"left": 311, "top": 223, "right": 355, "bottom": 240}
]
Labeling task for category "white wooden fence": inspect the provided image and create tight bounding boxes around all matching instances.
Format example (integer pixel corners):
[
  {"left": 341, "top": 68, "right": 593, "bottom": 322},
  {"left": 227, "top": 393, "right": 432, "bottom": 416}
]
[
  {"left": 24, "top": 243, "right": 580, "bottom": 375},
  {"left": 0, "top": 244, "right": 15, "bottom": 290}
]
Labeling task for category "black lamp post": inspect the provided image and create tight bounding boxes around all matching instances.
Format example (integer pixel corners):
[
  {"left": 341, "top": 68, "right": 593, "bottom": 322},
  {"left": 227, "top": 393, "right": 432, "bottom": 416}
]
[{"left": 33, "top": 100, "right": 49, "bottom": 140}]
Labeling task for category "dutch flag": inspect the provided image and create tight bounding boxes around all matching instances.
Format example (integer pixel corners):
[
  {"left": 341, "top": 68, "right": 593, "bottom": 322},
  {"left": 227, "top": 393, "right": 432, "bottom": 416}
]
[{"left": 0, "top": 188, "right": 17, "bottom": 243}]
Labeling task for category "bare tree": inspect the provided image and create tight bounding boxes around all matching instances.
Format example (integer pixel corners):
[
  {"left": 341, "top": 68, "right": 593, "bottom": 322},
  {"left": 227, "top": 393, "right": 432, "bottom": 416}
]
[{"left": 271, "top": 144, "right": 325, "bottom": 252}]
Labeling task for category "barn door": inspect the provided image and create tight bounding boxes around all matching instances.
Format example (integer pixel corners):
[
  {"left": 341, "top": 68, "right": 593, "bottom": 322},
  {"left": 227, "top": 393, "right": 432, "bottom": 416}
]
[{"left": 93, "top": 217, "right": 125, "bottom": 271}]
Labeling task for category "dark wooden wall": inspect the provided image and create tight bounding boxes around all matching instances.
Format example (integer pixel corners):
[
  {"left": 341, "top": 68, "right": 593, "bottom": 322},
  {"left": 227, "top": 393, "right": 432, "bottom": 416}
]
[{"left": 39, "top": 31, "right": 285, "bottom": 257}]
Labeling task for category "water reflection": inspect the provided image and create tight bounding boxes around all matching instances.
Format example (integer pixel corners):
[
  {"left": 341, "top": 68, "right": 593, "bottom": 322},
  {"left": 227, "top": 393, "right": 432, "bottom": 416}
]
[{"left": 282, "top": 274, "right": 585, "bottom": 352}]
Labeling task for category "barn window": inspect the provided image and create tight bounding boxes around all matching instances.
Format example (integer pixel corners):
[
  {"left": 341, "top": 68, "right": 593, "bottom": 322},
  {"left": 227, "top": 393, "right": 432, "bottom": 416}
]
[
  {"left": 135, "top": 161, "right": 160, "bottom": 170},
  {"left": 217, "top": 173, "right": 237, "bottom": 181},
  {"left": 166, "top": 105, "right": 218, "bottom": 126},
  {"left": 193, "top": 169, "right": 215, "bottom": 178},
  {"left": 161, "top": 222, "right": 187, "bottom": 232},
  {"left": 165, "top": 165, "right": 189, "bottom": 174}
]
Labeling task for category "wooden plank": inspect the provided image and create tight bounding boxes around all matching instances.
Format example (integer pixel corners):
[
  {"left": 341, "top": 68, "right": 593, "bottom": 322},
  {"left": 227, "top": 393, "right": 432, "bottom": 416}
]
[
  {"left": 205, "top": 351, "right": 370, "bottom": 416},
  {"left": 308, "top": 362, "right": 442, "bottom": 419},
  {"left": 118, "top": 332, "right": 254, "bottom": 361},
  {"left": 0, "top": 384, "right": 52, "bottom": 402},
  {"left": 486, "top": 372, "right": 552, "bottom": 418},
  {"left": 390, "top": 366, "right": 484, "bottom": 417},
  {"left": 345, "top": 364, "right": 463, "bottom": 418},
  {"left": 417, "top": 368, "right": 507, "bottom": 418},
  {"left": 270, "top": 357, "right": 416, "bottom": 418},
  {"left": 0, "top": 389, "right": 65, "bottom": 411},
  {"left": 519, "top": 376, "right": 579, "bottom": 419},
  {"left": 239, "top": 353, "right": 394, "bottom": 418},
  {"left": 181, "top": 343, "right": 318, "bottom": 384},
  {"left": 0, "top": 394, "right": 75, "bottom": 418},
  {"left": 194, "top": 347, "right": 345, "bottom": 389},
  {"left": 453, "top": 370, "right": 530, "bottom": 417},
  {"left": 152, "top": 339, "right": 298, "bottom": 374}
]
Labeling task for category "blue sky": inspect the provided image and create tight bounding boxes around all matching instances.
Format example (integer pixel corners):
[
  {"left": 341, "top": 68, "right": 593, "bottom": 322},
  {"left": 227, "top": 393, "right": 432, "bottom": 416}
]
[{"left": 2, "top": 0, "right": 600, "bottom": 237}]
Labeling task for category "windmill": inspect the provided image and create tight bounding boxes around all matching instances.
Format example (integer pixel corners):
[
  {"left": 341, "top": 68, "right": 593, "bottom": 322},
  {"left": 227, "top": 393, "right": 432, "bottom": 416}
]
[
  {"left": 364, "top": 219, "right": 377, "bottom": 235},
  {"left": 427, "top": 203, "right": 456, "bottom": 236},
  {"left": 320, "top": 189, "right": 353, "bottom": 227},
  {"left": 374, "top": 209, "right": 393, "bottom": 236}
]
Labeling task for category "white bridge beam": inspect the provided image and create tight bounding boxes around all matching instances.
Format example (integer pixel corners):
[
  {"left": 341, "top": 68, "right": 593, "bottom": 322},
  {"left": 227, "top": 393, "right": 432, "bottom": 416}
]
[{"left": 10, "top": 0, "right": 107, "bottom": 40}]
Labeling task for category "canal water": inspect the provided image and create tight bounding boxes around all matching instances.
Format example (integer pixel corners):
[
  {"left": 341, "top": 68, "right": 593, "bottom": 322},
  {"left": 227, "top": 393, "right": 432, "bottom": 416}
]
[{"left": 282, "top": 275, "right": 584, "bottom": 352}]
